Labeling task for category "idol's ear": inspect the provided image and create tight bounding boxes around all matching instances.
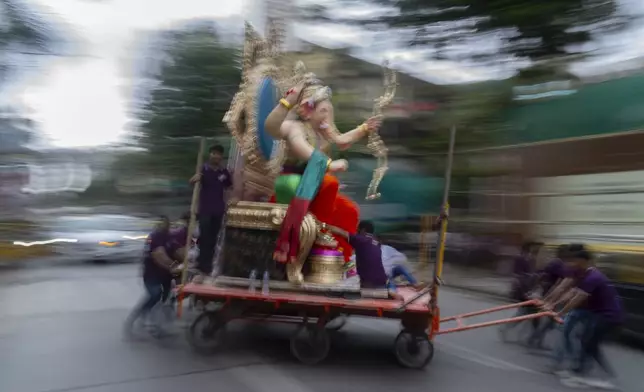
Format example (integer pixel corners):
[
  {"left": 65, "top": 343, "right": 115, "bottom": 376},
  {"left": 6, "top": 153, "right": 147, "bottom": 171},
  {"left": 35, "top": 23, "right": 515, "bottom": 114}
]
[{"left": 297, "top": 98, "right": 315, "bottom": 119}]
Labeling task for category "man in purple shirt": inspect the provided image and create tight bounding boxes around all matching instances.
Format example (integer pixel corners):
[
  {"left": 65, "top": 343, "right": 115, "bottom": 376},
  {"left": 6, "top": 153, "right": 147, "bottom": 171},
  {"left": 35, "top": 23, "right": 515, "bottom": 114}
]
[
  {"left": 351, "top": 221, "right": 411, "bottom": 299},
  {"left": 556, "top": 244, "right": 623, "bottom": 389},
  {"left": 168, "top": 211, "right": 190, "bottom": 262},
  {"left": 502, "top": 241, "right": 543, "bottom": 340},
  {"left": 190, "top": 145, "right": 232, "bottom": 275},
  {"left": 124, "top": 216, "right": 181, "bottom": 338},
  {"left": 529, "top": 244, "right": 572, "bottom": 348}
]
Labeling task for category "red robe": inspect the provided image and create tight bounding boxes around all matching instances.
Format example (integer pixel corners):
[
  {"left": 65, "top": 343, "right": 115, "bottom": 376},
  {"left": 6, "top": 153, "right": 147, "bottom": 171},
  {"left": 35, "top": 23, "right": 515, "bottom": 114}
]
[{"left": 270, "top": 174, "right": 358, "bottom": 261}]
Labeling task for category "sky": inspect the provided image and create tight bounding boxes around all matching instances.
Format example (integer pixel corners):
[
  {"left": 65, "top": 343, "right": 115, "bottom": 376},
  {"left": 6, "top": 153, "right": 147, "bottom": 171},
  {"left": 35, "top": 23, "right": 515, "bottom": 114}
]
[{"left": 8, "top": 0, "right": 644, "bottom": 149}]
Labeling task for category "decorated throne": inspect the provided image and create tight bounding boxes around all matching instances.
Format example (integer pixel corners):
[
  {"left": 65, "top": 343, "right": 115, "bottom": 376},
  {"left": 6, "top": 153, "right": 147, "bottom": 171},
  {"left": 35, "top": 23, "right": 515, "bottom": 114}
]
[{"left": 214, "top": 20, "right": 393, "bottom": 296}]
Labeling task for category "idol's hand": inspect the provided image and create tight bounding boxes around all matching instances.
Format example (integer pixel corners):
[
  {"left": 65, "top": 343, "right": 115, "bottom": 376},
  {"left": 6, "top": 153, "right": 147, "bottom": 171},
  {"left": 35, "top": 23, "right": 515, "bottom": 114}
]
[
  {"left": 329, "top": 159, "right": 348, "bottom": 172},
  {"left": 365, "top": 116, "right": 383, "bottom": 133},
  {"left": 285, "top": 81, "right": 311, "bottom": 107}
]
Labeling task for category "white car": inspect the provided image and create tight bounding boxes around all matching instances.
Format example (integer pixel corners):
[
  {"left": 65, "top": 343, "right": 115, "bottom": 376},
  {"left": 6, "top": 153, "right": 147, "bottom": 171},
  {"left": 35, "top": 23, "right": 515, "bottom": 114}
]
[{"left": 42, "top": 214, "right": 152, "bottom": 263}]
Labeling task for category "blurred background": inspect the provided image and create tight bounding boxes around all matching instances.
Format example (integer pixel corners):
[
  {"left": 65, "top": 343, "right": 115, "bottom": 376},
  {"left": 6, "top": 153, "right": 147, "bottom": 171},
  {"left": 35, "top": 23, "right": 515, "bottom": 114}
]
[{"left": 1, "top": 0, "right": 644, "bottom": 331}]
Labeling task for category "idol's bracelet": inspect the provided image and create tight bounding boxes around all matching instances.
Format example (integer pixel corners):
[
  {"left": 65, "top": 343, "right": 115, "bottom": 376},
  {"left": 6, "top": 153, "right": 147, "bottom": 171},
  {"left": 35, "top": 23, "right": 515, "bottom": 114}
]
[
  {"left": 358, "top": 123, "right": 369, "bottom": 135},
  {"left": 279, "top": 98, "right": 292, "bottom": 110},
  {"left": 326, "top": 158, "right": 333, "bottom": 172}
]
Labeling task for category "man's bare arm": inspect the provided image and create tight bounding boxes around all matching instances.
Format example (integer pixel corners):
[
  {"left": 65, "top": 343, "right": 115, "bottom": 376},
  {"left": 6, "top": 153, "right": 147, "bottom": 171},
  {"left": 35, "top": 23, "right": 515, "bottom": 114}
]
[
  {"left": 558, "top": 289, "right": 589, "bottom": 316},
  {"left": 543, "top": 277, "right": 574, "bottom": 305},
  {"left": 323, "top": 223, "right": 349, "bottom": 240},
  {"left": 151, "top": 247, "right": 176, "bottom": 272}
]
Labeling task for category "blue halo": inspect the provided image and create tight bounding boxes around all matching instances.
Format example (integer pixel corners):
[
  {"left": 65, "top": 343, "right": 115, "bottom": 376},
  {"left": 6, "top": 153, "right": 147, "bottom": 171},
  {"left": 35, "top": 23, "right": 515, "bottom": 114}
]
[{"left": 256, "top": 77, "right": 279, "bottom": 160}]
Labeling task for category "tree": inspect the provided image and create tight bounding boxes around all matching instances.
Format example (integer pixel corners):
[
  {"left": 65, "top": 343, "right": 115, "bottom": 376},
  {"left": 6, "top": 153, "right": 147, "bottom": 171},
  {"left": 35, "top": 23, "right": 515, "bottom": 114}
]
[
  {"left": 134, "top": 23, "right": 241, "bottom": 178},
  {"left": 0, "top": 0, "right": 69, "bottom": 83},
  {"left": 140, "top": 24, "right": 240, "bottom": 141},
  {"left": 309, "top": 0, "right": 628, "bottom": 76}
]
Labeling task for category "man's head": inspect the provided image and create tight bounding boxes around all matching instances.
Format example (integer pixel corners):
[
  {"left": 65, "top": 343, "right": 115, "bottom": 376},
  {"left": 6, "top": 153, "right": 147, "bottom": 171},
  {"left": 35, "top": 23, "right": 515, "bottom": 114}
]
[
  {"left": 177, "top": 211, "right": 191, "bottom": 227},
  {"left": 564, "top": 243, "right": 592, "bottom": 272},
  {"left": 358, "top": 220, "right": 375, "bottom": 235},
  {"left": 521, "top": 241, "right": 543, "bottom": 257},
  {"left": 157, "top": 215, "right": 170, "bottom": 232},
  {"left": 208, "top": 145, "right": 224, "bottom": 166},
  {"left": 556, "top": 244, "right": 570, "bottom": 259}
]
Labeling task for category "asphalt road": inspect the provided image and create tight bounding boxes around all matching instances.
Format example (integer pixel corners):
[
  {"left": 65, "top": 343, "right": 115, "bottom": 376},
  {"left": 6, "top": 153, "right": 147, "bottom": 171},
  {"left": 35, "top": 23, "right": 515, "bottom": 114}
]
[{"left": 0, "top": 262, "right": 642, "bottom": 392}]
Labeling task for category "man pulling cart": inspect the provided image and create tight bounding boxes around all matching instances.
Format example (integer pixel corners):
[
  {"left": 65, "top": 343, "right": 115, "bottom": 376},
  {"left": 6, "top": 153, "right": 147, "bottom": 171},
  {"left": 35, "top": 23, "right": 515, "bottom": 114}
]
[{"left": 175, "top": 21, "right": 560, "bottom": 369}]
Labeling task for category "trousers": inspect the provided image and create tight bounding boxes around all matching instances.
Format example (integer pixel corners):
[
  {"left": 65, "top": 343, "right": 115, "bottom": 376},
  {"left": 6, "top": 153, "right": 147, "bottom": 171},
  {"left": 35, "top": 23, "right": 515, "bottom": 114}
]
[{"left": 197, "top": 214, "right": 223, "bottom": 275}]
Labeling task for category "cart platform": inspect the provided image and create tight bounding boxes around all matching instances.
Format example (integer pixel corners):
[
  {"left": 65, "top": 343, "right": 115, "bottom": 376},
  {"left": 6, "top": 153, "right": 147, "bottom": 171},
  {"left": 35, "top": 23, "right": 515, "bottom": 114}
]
[{"left": 181, "top": 282, "right": 435, "bottom": 368}]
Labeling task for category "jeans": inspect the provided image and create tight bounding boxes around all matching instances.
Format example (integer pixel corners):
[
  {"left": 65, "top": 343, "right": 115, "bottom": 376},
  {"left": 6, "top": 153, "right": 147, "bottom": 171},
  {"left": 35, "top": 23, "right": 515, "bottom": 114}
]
[
  {"left": 552, "top": 309, "right": 592, "bottom": 369},
  {"left": 385, "top": 265, "right": 418, "bottom": 291},
  {"left": 197, "top": 214, "right": 223, "bottom": 275},
  {"left": 125, "top": 278, "right": 171, "bottom": 330},
  {"left": 575, "top": 314, "right": 618, "bottom": 377},
  {"left": 391, "top": 265, "right": 417, "bottom": 284}
]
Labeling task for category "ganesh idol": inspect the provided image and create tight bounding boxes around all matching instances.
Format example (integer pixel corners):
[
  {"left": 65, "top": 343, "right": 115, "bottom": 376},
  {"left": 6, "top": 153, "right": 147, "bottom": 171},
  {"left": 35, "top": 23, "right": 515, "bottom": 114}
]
[{"left": 263, "top": 79, "right": 382, "bottom": 265}]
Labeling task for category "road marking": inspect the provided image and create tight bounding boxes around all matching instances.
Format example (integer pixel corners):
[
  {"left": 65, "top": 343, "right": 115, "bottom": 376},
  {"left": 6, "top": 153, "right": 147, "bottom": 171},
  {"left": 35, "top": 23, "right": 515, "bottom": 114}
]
[
  {"left": 351, "top": 317, "right": 539, "bottom": 374},
  {"left": 229, "top": 364, "right": 314, "bottom": 392},
  {"left": 437, "top": 340, "right": 539, "bottom": 374}
]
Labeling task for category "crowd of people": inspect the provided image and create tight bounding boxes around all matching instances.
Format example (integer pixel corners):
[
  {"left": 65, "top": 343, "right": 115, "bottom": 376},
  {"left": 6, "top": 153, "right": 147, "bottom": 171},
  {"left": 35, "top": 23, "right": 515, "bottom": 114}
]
[
  {"left": 508, "top": 241, "right": 624, "bottom": 389},
  {"left": 121, "top": 141, "right": 625, "bottom": 390}
]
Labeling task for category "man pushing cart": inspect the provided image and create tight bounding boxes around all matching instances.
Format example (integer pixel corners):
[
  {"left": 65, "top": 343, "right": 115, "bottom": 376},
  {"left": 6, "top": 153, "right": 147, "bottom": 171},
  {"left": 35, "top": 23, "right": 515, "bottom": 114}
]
[{"left": 175, "top": 20, "right": 560, "bottom": 369}]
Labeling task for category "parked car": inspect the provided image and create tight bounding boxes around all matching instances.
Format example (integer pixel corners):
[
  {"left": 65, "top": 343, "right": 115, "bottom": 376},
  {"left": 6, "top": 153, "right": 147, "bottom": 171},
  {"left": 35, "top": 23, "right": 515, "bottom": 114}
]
[{"left": 41, "top": 214, "right": 152, "bottom": 263}]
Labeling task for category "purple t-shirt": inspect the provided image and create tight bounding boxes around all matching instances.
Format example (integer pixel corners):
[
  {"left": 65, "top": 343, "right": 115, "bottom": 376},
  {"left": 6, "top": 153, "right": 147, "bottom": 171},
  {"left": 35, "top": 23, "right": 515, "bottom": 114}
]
[
  {"left": 513, "top": 255, "right": 535, "bottom": 275},
  {"left": 143, "top": 229, "right": 172, "bottom": 281},
  {"left": 349, "top": 233, "right": 388, "bottom": 288},
  {"left": 511, "top": 255, "right": 536, "bottom": 300},
  {"left": 199, "top": 164, "right": 232, "bottom": 217},
  {"left": 577, "top": 268, "right": 623, "bottom": 322},
  {"left": 540, "top": 258, "right": 567, "bottom": 294},
  {"left": 167, "top": 227, "right": 187, "bottom": 257}
]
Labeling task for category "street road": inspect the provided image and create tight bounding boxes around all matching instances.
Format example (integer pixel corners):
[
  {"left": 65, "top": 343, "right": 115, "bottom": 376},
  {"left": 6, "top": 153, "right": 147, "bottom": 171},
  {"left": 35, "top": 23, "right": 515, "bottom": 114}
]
[{"left": 0, "top": 262, "right": 641, "bottom": 392}]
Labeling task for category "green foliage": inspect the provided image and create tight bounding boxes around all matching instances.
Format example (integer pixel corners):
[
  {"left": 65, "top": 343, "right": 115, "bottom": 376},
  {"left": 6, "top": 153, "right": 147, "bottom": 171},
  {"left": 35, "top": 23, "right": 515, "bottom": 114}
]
[
  {"left": 141, "top": 25, "right": 241, "bottom": 141},
  {"left": 0, "top": 0, "right": 68, "bottom": 82},
  {"left": 136, "top": 24, "right": 241, "bottom": 178},
  {"left": 319, "top": 0, "right": 626, "bottom": 63}
]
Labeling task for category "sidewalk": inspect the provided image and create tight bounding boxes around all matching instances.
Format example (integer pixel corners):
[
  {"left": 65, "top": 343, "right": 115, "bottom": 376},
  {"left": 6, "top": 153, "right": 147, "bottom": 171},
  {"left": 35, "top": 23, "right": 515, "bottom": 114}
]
[{"left": 410, "top": 262, "right": 511, "bottom": 299}]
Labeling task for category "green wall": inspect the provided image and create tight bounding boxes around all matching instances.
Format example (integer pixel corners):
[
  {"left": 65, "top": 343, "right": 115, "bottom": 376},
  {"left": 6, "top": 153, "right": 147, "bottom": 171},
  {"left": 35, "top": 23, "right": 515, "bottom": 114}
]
[{"left": 507, "top": 74, "right": 644, "bottom": 144}]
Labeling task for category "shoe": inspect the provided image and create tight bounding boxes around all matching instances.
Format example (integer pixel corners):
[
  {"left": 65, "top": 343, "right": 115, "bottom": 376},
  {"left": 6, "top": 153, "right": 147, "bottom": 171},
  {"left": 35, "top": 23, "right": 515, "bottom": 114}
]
[
  {"left": 579, "top": 378, "right": 618, "bottom": 390},
  {"left": 554, "top": 370, "right": 573, "bottom": 378},
  {"left": 559, "top": 376, "right": 585, "bottom": 388}
]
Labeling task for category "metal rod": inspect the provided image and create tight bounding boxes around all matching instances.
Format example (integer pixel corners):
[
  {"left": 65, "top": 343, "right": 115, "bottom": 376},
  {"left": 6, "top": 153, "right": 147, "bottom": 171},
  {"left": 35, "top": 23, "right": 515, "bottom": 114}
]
[
  {"left": 436, "top": 311, "right": 559, "bottom": 335},
  {"left": 439, "top": 300, "right": 538, "bottom": 322},
  {"left": 177, "top": 137, "right": 206, "bottom": 318},
  {"left": 430, "top": 126, "right": 456, "bottom": 312}
]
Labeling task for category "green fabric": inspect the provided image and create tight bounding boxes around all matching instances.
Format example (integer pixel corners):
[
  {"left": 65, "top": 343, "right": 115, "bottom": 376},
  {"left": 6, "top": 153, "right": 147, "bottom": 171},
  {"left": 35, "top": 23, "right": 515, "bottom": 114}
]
[
  {"left": 274, "top": 174, "right": 302, "bottom": 204},
  {"left": 294, "top": 149, "right": 328, "bottom": 201}
]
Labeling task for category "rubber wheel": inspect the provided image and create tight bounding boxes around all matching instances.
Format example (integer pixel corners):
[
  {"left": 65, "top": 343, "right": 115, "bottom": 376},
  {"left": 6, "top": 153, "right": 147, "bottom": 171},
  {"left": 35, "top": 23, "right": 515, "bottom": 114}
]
[
  {"left": 394, "top": 331, "right": 434, "bottom": 369},
  {"left": 186, "top": 312, "right": 226, "bottom": 355},
  {"left": 290, "top": 325, "right": 331, "bottom": 365},
  {"left": 326, "top": 315, "right": 348, "bottom": 331}
]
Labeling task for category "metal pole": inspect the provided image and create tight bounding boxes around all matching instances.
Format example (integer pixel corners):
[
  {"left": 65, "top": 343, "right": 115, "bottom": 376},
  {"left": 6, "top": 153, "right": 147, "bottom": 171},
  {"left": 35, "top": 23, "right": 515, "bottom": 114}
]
[
  {"left": 177, "top": 137, "right": 206, "bottom": 318},
  {"left": 429, "top": 126, "right": 456, "bottom": 335}
]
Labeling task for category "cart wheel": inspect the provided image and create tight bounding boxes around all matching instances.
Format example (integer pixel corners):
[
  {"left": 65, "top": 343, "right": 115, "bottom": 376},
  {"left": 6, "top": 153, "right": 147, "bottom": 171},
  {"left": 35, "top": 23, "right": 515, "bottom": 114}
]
[
  {"left": 394, "top": 331, "right": 434, "bottom": 369},
  {"left": 187, "top": 312, "right": 226, "bottom": 355},
  {"left": 326, "top": 315, "right": 347, "bottom": 331},
  {"left": 290, "top": 325, "right": 331, "bottom": 365}
]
